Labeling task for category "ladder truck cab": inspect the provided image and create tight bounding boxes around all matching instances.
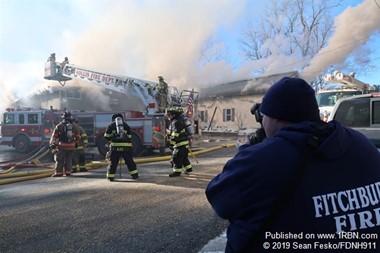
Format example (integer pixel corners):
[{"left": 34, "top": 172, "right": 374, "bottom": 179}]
[
  {"left": 316, "top": 71, "right": 376, "bottom": 122},
  {"left": 0, "top": 108, "right": 60, "bottom": 153},
  {"left": 44, "top": 53, "right": 198, "bottom": 156}
]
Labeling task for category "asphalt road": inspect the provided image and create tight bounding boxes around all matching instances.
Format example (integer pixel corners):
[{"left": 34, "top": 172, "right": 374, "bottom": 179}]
[{"left": 0, "top": 141, "right": 236, "bottom": 253}]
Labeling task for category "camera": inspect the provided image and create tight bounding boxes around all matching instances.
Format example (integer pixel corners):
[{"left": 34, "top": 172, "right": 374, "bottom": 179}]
[
  {"left": 249, "top": 103, "right": 266, "bottom": 145},
  {"left": 250, "top": 103, "right": 263, "bottom": 123}
]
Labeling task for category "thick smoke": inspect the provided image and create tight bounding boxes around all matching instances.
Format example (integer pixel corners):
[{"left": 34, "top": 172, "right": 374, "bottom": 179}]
[
  {"left": 301, "top": 0, "right": 380, "bottom": 82},
  {"left": 68, "top": 1, "right": 245, "bottom": 89},
  {"left": 0, "top": 0, "right": 246, "bottom": 113}
]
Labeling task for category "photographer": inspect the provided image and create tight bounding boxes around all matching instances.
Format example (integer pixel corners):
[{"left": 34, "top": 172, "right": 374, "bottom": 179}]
[
  {"left": 205, "top": 77, "right": 380, "bottom": 253},
  {"left": 104, "top": 113, "right": 139, "bottom": 181}
]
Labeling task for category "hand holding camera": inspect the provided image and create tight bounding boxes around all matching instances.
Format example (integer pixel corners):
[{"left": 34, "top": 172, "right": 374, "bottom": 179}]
[{"left": 249, "top": 103, "right": 267, "bottom": 145}]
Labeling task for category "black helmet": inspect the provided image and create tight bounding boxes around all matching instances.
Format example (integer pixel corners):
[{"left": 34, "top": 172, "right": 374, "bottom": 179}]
[
  {"left": 62, "top": 111, "right": 72, "bottom": 120},
  {"left": 112, "top": 113, "right": 123, "bottom": 121},
  {"left": 158, "top": 76, "right": 164, "bottom": 81},
  {"left": 167, "top": 107, "right": 183, "bottom": 117}
]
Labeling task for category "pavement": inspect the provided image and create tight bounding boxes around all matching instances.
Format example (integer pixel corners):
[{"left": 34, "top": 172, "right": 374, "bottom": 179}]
[
  {"left": 198, "top": 137, "right": 229, "bottom": 253},
  {"left": 198, "top": 230, "right": 227, "bottom": 253}
]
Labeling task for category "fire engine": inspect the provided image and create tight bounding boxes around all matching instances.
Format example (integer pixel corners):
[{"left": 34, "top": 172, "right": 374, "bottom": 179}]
[
  {"left": 0, "top": 107, "right": 171, "bottom": 156},
  {"left": 1, "top": 108, "right": 58, "bottom": 153},
  {"left": 316, "top": 71, "right": 376, "bottom": 121}
]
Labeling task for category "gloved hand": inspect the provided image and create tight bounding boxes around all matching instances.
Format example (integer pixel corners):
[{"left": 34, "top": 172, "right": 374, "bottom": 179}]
[
  {"left": 249, "top": 128, "right": 266, "bottom": 145},
  {"left": 49, "top": 143, "right": 57, "bottom": 150}
]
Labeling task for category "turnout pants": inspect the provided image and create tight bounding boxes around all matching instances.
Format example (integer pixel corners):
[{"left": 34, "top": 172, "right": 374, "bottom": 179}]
[
  {"left": 72, "top": 148, "right": 86, "bottom": 171},
  {"left": 107, "top": 147, "right": 138, "bottom": 179},
  {"left": 172, "top": 145, "right": 192, "bottom": 173},
  {"left": 54, "top": 148, "right": 74, "bottom": 175}
]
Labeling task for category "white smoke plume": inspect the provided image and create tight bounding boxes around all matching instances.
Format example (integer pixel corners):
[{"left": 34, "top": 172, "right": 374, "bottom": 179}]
[
  {"left": 0, "top": 0, "right": 246, "bottom": 113},
  {"left": 301, "top": 0, "right": 380, "bottom": 82},
  {"left": 67, "top": 0, "right": 245, "bottom": 90}
]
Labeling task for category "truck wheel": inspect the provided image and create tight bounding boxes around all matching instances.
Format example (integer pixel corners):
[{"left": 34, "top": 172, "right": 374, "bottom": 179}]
[
  {"left": 14, "top": 135, "right": 31, "bottom": 153},
  {"left": 97, "top": 136, "right": 110, "bottom": 157},
  {"left": 131, "top": 132, "right": 143, "bottom": 156}
]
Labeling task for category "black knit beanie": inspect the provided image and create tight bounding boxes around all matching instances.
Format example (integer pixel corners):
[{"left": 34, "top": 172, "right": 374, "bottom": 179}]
[{"left": 260, "top": 77, "right": 320, "bottom": 122}]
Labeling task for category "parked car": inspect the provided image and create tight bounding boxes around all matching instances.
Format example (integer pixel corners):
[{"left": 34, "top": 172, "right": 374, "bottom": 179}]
[{"left": 328, "top": 93, "right": 380, "bottom": 149}]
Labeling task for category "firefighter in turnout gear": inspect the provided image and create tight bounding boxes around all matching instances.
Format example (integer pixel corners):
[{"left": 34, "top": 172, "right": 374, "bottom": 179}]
[
  {"left": 71, "top": 118, "right": 88, "bottom": 173},
  {"left": 157, "top": 76, "right": 168, "bottom": 112},
  {"left": 49, "top": 111, "right": 80, "bottom": 177},
  {"left": 104, "top": 114, "right": 138, "bottom": 181},
  {"left": 166, "top": 107, "right": 193, "bottom": 177}
]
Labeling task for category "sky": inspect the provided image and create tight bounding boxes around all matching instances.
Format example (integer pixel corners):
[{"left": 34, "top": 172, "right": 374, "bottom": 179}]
[{"left": 0, "top": 0, "right": 379, "bottom": 112}]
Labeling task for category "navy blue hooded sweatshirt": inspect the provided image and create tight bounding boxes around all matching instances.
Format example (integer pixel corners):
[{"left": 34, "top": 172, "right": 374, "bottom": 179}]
[{"left": 206, "top": 120, "right": 380, "bottom": 253}]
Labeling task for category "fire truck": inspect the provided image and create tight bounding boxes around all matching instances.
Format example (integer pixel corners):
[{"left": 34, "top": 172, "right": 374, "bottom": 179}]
[
  {"left": 0, "top": 53, "right": 195, "bottom": 156},
  {"left": 316, "top": 71, "right": 376, "bottom": 121},
  {"left": 1, "top": 108, "right": 58, "bottom": 153},
  {"left": 0, "top": 108, "right": 161, "bottom": 155},
  {"left": 1, "top": 54, "right": 198, "bottom": 155}
]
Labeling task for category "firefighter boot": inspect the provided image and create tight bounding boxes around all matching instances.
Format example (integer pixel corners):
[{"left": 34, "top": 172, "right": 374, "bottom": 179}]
[
  {"left": 80, "top": 167, "right": 88, "bottom": 172},
  {"left": 132, "top": 173, "right": 139, "bottom": 179},
  {"left": 185, "top": 168, "right": 193, "bottom": 174},
  {"left": 169, "top": 172, "right": 181, "bottom": 177},
  {"left": 51, "top": 172, "right": 63, "bottom": 177}
]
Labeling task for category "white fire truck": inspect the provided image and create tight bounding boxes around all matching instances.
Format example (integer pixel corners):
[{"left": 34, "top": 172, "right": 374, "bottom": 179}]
[{"left": 316, "top": 71, "right": 376, "bottom": 121}]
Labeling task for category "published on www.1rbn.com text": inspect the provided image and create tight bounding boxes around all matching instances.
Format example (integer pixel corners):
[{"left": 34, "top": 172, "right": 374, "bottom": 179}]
[{"left": 262, "top": 231, "right": 378, "bottom": 251}]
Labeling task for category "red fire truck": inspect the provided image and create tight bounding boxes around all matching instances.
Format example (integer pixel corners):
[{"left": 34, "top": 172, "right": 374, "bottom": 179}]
[{"left": 0, "top": 108, "right": 168, "bottom": 156}]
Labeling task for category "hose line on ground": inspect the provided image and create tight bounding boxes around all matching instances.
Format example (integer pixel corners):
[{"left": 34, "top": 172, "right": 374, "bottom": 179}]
[{"left": 0, "top": 143, "right": 236, "bottom": 185}]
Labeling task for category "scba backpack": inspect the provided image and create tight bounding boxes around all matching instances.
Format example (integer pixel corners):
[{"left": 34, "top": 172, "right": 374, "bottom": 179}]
[
  {"left": 59, "top": 122, "right": 74, "bottom": 142},
  {"left": 182, "top": 116, "right": 194, "bottom": 137}
]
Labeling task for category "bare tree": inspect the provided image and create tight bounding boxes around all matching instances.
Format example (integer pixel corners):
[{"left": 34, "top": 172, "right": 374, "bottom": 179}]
[
  {"left": 235, "top": 111, "right": 246, "bottom": 130},
  {"left": 239, "top": 0, "right": 343, "bottom": 88},
  {"left": 198, "top": 36, "right": 234, "bottom": 67}
]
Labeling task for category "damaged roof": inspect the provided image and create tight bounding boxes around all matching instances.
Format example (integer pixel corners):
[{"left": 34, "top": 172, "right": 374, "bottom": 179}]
[{"left": 199, "top": 71, "right": 299, "bottom": 99}]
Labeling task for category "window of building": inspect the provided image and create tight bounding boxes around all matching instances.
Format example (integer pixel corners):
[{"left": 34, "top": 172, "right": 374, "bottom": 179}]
[
  {"left": 65, "top": 88, "right": 81, "bottom": 99},
  {"left": 223, "top": 108, "right": 235, "bottom": 122},
  {"left": 199, "top": 110, "right": 208, "bottom": 122}
]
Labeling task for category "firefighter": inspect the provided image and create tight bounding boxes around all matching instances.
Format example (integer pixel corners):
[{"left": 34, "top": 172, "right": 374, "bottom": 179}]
[
  {"left": 71, "top": 118, "right": 88, "bottom": 173},
  {"left": 157, "top": 76, "right": 169, "bottom": 111},
  {"left": 166, "top": 107, "right": 193, "bottom": 177},
  {"left": 49, "top": 111, "right": 80, "bottom": 177},
  {"left": 104, "top": 113, "right": 138, "bottom": 181}
]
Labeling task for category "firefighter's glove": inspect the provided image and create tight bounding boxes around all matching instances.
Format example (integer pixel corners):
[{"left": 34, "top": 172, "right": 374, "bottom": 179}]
[
  {"left": 49, "top": 143, "right": 57, "bottom": 150},
  {"left": 75, "top": 142, "right": 78, "bottom": 149}
]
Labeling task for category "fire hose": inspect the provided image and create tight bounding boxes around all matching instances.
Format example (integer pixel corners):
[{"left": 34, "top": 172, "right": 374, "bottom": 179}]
[{"left": 0, "top": 143, "right": 236, "bottom": 185}]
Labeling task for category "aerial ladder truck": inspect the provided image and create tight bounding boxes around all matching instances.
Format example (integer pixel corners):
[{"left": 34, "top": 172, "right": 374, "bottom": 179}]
[
  {"left": 43, "top": 53, "right": 198, "bottom": 155},
  {"left": 316, "top": 70, "right": 376, "bottom": 121},
  {"left": 44, "top": 53, "right": 185, "bottom": 115}
]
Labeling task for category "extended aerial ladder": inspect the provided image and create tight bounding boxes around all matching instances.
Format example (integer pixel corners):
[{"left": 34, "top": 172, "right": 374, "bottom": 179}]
[
  {"left": 323, "top": 71, "right": 374, "bottom": 91},
  {"left": 44, "top": 53, "right": 183, "bottom": 115}
]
